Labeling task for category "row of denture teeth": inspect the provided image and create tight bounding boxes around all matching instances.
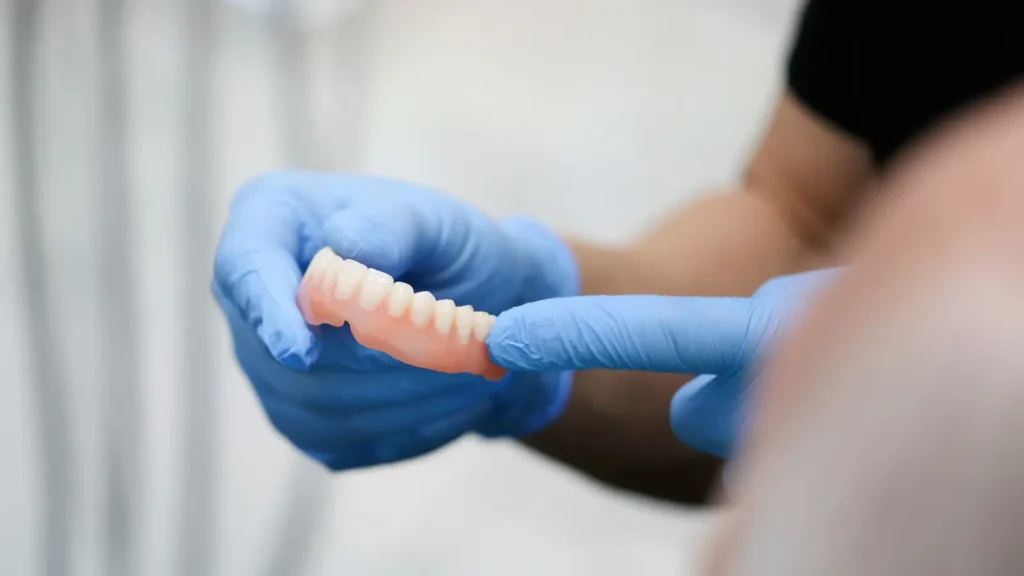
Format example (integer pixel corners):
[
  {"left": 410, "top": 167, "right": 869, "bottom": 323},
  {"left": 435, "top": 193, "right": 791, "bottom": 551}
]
[{"left": 305, "top": 247, "right": 497, "bottom": 344}]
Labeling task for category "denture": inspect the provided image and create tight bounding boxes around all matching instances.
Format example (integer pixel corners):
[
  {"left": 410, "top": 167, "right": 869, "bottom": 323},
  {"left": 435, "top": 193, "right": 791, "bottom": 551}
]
[{"left": 297, "top": 247, "right": 508, "bottom": 381}]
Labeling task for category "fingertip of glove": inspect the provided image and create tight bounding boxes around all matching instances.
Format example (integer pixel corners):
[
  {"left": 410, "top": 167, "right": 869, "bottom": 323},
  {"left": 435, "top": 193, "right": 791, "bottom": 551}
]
[
  {"left": 486, "top": 310, "right": 548, "bottom": 371},
  {"left": 321, "top": 211, "right": 365, "bottom": 248},
  {"left": 277, "top": 344, "right": 321, "bottom": 371},
  {"left": 669, "top": 376, "right": 732, "bottom": 458},
  {"left": 669, "top": 414, "right": 728, "bottom": 459},
  {"left": 257, "top": 322, "right": 321, "bottom": 370},
  {"left": 215, "top": 261, "right": 321, "bottom": 370}
]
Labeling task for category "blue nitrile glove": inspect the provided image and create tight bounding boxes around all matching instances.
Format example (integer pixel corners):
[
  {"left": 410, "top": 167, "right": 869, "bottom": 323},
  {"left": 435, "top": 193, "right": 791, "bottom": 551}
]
[
  {"left": 213, "top": 170, "right": 577, "bottom": 470},
  {"left": 487, "top": 268, "right": 843, "bottom": 458}
]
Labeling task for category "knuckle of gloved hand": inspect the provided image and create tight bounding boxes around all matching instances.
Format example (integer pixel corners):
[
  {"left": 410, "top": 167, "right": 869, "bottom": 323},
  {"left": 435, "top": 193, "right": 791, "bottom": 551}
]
[
  {"left": 262, "top": 407, "right": 308, "bottom": 447},
  {"left": 320, "top": 453, "right": 355, "bottom": 472},
  {"left": 231, "top": 171, "right": 293, "bottom": 208},
  {"left": 234, "top": 169, "right": 312, "bottom": 202},
  {"left": 753, "top": 273, "right": 795, "bottom": 299},
  {"left": 212, "top": 250, "right": 257, "bottom": 300},
  {"left": 318, "top": 444, "right": 382, "bottom": 471}
]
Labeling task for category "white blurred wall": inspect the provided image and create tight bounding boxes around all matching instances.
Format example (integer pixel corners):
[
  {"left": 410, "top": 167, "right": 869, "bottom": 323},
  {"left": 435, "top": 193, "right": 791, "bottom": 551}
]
[{"left": 0, "top": 1, "right": 802, "bottom": 575}]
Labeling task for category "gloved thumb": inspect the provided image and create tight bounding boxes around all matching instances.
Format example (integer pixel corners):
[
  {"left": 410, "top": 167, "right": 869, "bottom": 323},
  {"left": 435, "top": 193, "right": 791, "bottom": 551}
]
[
  {"left": 322, "top": 199, "right": 426, "bottom": 279},
  {"left": 670, "top": 373, "right": 743, "bottom": 457},
  {"left": 488, "top": 295, "right": 753, "bottom": 374}
]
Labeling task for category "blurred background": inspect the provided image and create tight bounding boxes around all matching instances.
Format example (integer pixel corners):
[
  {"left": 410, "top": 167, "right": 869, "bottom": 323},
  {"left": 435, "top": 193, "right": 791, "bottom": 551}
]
[{"left": 0, "top": 0, "right": 801, "bottom": 574}]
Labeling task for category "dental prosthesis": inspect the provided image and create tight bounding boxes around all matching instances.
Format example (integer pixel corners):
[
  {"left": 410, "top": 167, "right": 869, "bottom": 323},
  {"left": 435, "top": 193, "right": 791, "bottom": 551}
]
[{"left": 298, "top": 247, "right": 508, "bottom": 381}]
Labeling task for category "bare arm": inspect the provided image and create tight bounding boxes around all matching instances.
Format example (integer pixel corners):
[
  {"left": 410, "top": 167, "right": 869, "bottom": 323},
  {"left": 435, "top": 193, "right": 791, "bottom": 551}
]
[{"left": 521, "top": 93, "right": 876, "bottom": 504}]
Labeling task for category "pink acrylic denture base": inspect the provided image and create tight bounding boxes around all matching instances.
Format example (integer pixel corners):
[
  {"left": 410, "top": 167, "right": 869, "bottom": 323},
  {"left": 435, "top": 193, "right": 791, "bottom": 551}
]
[{"left": 297, "top": 269, "right": 507, "bottom": 382}]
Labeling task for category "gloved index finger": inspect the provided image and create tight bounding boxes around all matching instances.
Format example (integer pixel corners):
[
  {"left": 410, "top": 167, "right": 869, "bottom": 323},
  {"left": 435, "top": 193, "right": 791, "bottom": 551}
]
[
  {"left": 213, "top": 185, "right": 321, "bottom": 369},
  {"left": 487, "top": 295, "right": 753, "bottom": 375},
  {"left": 320, "top": 194, "right": 426, "bottom": 280},
  {"left": 319, "top": 177, "right": 489, "bottom": 287},
  {"left": 318, "top": 176, "right": 467, "bottom": 280}
]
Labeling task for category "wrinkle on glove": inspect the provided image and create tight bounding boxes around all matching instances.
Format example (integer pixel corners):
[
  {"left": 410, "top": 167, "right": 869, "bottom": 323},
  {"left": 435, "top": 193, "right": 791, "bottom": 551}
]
[{"left": 490, "top": 295, "right": 752, "bottom": 374}]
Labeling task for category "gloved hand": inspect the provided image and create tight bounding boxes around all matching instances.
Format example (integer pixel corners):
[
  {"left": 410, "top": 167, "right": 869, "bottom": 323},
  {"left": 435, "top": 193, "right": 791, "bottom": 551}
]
[
  {"left": 487, "top": 268, "right": 843, "bottom": 458},
  {"left": 213, "top": 170, "right": 578, "bottom": 469}
]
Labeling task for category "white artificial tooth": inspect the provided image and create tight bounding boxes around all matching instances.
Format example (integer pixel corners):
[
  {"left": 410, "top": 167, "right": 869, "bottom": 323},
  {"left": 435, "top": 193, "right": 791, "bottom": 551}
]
[
  {"left": 471, "top": 311, "right": 493, "bottom": 342},
  {"left": 433, "top": 299, "right": 456, "bottom": 335},
  {"left": 306, "top": 247, "right": 335, "bottom": 284},
  {"left": 386, "top": 282, "right": 415, "bottom": 318},
  {"left": 321, "top": 262, "right": 340, "bottom": 293},
  {"left": 333, "top": 259, "right": 369, "bottom": 300},
  {"left": 454, "top": 305, "right": 474, "bottom": 344},
  {"left": 409, "top": 291, "right": 436, "bottom": 328},
  {"left": 358, "top": 269, "right": 395, "bottom": 310},
  {"left": 326, "top": 253, "right": 350, "bottom": 292}
]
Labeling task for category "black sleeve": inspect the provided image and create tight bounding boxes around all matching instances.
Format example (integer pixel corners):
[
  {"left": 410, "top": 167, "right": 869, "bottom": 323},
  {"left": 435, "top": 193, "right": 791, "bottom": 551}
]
[{"left": 786, "top": 0, "right": 867, "bottom": 140}]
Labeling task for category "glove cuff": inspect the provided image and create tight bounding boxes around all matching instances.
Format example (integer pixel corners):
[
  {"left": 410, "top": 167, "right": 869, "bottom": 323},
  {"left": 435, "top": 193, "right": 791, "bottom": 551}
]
[
  {"left": 475, "top": 370, "right": 574, "bottom": 439},
  {"left": 500, "top": 217, "right": 580, "bottom": 305}
]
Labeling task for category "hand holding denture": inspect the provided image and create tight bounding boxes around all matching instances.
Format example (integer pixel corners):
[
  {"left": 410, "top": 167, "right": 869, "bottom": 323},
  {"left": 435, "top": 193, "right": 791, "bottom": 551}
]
[{"left": 213, "top": 171, "right": 578, "bottom": 469}]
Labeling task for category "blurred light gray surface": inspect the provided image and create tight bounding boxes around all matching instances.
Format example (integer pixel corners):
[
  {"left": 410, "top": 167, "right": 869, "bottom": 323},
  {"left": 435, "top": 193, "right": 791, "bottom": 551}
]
[{"left": 0, "top": 0, "right": 801, "bottom": 574}]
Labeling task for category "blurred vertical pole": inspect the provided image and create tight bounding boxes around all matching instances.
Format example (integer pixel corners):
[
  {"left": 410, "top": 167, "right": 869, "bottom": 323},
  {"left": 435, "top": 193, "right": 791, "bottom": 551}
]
[
  {"left": 9, "top": 1, "right": 74, "bottom": 575},
  {"left": 178, "top": 0, "right": 217, "bottom": 575},
  {"left": 260, "top": 3, "right": 328, "bottom": 575},
  {"left": 274, "top": 0, "right": 314, "bottom": 166},
  {"left": 95, "top": 0, "right": 139, "bottom": 575}
]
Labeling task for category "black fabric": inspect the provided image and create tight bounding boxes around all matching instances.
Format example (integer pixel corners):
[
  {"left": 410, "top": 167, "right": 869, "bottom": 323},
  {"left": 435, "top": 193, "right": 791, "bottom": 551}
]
[{"left": 788, "top": 0, "right": 1024, "bottom": 165}]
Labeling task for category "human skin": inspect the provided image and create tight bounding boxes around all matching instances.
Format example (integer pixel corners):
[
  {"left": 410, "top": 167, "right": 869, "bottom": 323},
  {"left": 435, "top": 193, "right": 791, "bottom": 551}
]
[
  {"left": 703, "top": 85, "right": 1024, "bottom": 574},
  {"left": 524, "top": 92, "right": 876, "bottom": 503}
]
